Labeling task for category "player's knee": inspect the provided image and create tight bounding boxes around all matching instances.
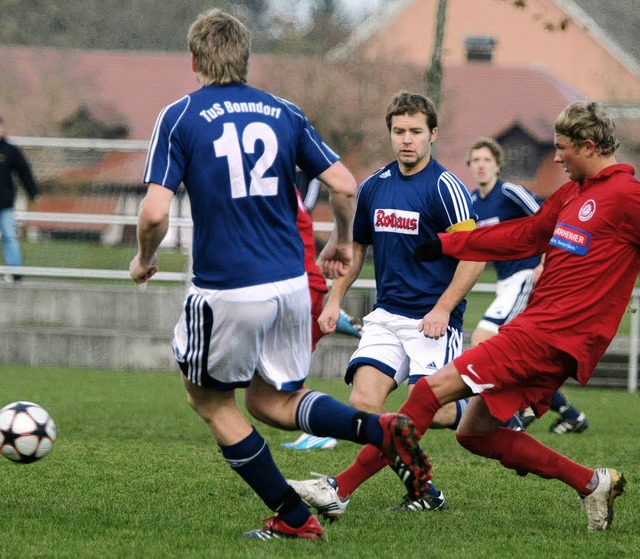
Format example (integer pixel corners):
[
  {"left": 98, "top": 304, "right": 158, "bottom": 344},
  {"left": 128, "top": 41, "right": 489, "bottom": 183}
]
[
  {"left": 471, "top": 327, "right": 494, "bottom": 347},
  {"left": 348, "top": 391, "right": 385, "bottom": 414},
  {"left": 185, "top": 394, "right": 215, "bottom": 426}
]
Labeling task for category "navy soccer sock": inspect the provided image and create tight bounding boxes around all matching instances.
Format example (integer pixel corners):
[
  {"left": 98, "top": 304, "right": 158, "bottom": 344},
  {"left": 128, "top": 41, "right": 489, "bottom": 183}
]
[
  {"left": 550, "top": 391, "right": 579, "bottom": 420},
  {"left": 449, "top": 398, "right": 469, "bottom": 430},
  {"left": 220, "top": 428, "right": 309, "bottom": 528},
  {"left": 295, "top": 390, "right": 383, "bottom": 446}
]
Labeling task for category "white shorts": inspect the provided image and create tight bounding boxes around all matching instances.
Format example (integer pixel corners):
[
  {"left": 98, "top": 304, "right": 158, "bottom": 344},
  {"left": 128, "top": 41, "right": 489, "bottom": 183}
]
[
  {"left": 345, "top": 307, "right": 463, "bottom": 386},
  {"left": 172, "top": 275, "right": 311, "bottom": 391},
  {"left": 477, "top": 269, "right": 534, "bottom": 334}
]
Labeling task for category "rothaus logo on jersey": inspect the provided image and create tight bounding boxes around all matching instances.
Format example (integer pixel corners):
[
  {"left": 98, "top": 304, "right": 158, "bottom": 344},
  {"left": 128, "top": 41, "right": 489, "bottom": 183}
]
[
  {"left": 550, "top": 222, "right": 592, "bottom": 256},
  {"left": 374, "top": 208, "right": 419, "bottom": 234}
]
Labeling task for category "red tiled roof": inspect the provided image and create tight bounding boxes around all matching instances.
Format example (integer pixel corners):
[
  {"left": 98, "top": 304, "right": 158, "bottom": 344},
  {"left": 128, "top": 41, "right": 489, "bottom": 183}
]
[
  {"left": 0, "top": 46, "right": 195, "bottom": 139},
  {"left": 56, "top": 151, "right": 148, "bottom": 185},
  {"left": 2, "top": 45, "right": 635, "bottom": 198},
  {"left": 435, "top": 64, "right": 581, "bottom": 192}
]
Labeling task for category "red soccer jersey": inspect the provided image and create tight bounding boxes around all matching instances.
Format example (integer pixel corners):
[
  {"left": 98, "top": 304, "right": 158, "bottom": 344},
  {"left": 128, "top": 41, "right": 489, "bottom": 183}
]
[
  {"left": 440, "top": 164, "right": 640, "bottom": 385},
  {"left": 296, "top": 189, "right": 328, "bottom": 295}
]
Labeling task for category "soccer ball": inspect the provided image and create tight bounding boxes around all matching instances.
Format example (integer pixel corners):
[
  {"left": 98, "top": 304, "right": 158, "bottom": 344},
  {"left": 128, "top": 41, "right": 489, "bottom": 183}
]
[{"left": 0, "top": 401, "right": 57, "bottom": 463}]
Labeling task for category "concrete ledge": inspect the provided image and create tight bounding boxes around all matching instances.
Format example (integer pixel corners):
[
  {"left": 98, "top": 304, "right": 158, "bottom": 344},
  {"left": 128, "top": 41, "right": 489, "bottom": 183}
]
[
  {"left": 310, "top": 335, "right": 359, "bottom": 379},
  {"left": 0, "top": 281, "right": 635, "bottom": 389},
  {"left": 0, "top": 325, "right": 176, "bottom": 371}
]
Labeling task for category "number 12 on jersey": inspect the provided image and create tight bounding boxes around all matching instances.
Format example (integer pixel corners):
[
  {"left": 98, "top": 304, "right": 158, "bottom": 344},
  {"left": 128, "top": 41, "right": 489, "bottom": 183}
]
[{"left": 213, "top": 122, "right": 279, "bottom": 198}]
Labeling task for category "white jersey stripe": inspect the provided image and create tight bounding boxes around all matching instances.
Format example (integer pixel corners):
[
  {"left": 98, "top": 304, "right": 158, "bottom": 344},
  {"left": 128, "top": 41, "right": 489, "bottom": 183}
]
[
  {"left": 445, "top": 172, "right": 468, "bottom": 222},
  {"left": 161, "top": 98, "right": 191, "bottom": 187},
  {"left": 502, "top": 181, "right": 540, "bottom": 215},
  {"left": 144, "top": 95, "right": 189, "bottom": 184},
  {"left": 505, "top": 273, "right": 534, "bottom": 322},
  {"left": 439, "top": 171, "right": 471, "bottom": 225},
  {"left": 302, "top": 178, "right": 321, "bottom": 210},
  {"left": 437, "top": 174, "right": 456, "bottom": 225},
  {"left": 144, "top": 104, "right": 171, "bottom": 184}
]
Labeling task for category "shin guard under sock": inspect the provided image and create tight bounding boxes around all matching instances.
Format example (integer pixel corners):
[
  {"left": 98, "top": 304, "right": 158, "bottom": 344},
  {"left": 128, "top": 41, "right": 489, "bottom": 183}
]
[
  {"left": 398, "top": 376, "right": 441, "bottom": 437},
  {"left": 335, "top": 377, "right": 442, "bottom": 498},
  {"left": 296, "top": 391, "right": 383, "bottom": 446},
  {"left": 335, "top": 443, "right": 386, "bottom": 498},
  {"left": 220, "top": 429, "right": 310, "bottom": 527}
]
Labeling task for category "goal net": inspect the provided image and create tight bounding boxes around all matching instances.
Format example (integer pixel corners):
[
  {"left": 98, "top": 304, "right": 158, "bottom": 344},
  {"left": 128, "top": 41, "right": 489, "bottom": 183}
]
[{"left": 5, "top": 137, "right": 191, "bottom": 284}]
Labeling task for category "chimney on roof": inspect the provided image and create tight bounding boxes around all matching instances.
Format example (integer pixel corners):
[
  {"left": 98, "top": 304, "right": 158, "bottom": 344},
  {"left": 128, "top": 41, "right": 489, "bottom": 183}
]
[{"left": 464, "top": 36, "right": 496, "bottom": 63}]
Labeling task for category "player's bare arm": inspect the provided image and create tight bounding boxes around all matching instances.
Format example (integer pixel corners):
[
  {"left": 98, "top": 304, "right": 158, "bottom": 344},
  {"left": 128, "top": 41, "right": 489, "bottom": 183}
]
[
  {"left": 419, "top": 260, "right": 485, "bottom": 339},
  {"left": 129, "top": 183, "right": 174, "bottom": 284},
  {"left": 318, "top": 241, "right": 367, "bottom": 334},
  {"left": 316, "top": 161, "right": 357, "bottom": 278}
]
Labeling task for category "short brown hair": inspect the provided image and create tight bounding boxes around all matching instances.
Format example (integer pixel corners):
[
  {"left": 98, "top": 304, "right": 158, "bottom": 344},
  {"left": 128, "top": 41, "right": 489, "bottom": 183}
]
[
  {"left": 187, "top": 9, "right": 250, "bottom": 85},
  {"left": 466, "top": 137, "right": 504, "bottom": 168},
  {"left": 385, "top": 91, "right": 437, "bottom": 132}
]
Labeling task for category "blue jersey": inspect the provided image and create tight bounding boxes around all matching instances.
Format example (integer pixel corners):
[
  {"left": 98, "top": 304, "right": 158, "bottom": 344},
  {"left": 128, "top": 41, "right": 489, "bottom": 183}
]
[
  {"left": 354, "top": 158, "right": 475, "bottom": 327},
  {"left": 470, "top": 180, "right": 541, "bottom": 280},
  {"left": 144, "top": 83, "right": 339, "bottom": 289}
]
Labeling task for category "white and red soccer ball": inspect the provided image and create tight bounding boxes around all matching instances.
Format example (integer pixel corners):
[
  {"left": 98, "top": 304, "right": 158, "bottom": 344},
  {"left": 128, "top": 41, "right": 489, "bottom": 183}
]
[{"left": 0, "top": 401, "right": 57, "bottom": 463}]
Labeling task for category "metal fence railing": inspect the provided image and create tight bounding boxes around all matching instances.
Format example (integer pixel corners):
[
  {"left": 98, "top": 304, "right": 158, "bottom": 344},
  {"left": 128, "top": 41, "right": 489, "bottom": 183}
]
[{"left": 2, "top": 210, "right": 638, "bottom": 393}]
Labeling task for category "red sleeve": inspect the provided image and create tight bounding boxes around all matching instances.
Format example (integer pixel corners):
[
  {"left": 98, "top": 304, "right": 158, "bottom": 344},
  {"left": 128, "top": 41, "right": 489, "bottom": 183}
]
[
  {"left": 620, "top": 178, "right": 640, "bottom": 246},
  {"left": 440, "top": 185, "right": 568, "bottom": 261},
  {"left": 296, "top": 188, "right": 328, "bottom": 293}
]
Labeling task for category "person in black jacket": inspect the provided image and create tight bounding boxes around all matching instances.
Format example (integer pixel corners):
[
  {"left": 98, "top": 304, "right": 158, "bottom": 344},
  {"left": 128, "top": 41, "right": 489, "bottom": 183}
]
[{"left": 0, "top": 117, "right": 39, "bottom": 280}]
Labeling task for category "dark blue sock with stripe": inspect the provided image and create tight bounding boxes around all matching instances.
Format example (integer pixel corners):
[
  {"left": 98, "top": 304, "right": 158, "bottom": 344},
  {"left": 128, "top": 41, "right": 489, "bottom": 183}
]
[
  {"left": 295, "top": 390, "right": 383, "bottom": 446},
  {"left": 450, "top": 398, "right": 469, "bottom": 429},
  {"left": 550, "top": 391, "right": 579, "bottom": 420},
  {"left": 219, "top": 428, "right": 309, "bottom": 528}
]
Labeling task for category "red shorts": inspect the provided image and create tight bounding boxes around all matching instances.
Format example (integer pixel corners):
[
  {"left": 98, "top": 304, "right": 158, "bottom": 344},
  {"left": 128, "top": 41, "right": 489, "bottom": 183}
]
[{"left": 453, "top": 323, "right": 576, "bottom": 422}]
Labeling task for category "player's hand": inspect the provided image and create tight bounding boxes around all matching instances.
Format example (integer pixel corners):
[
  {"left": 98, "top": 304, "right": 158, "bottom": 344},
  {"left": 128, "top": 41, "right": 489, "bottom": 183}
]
[
  {"left": 414, "top": 237, "right": 443, "bottom": 261},
  {"left": 317, "top": 238, "right": 353, "bottom": 279},
  {"left": 129, "top": 253, "right": 158, "bottom": 285},
  {"left": 318, "top": 302, "right": 341, "bottom": 334},
  {"left": 418, "top": 307, "right": 450, "bottom": 340}
]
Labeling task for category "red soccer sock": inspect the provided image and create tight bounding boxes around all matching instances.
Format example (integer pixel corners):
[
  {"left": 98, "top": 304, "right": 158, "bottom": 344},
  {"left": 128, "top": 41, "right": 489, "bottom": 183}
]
[
  {"left": 456, "top": 428, "right": 595, "bottom": 494},
  {"left": 397, "top": 376, "right": 441, "bottom": 437},
  {"left": 335, "top": 378, "right": 442, "bottom": 499},
  {"left": 335, "top": 444, "right": 385, "bottom": 498}
]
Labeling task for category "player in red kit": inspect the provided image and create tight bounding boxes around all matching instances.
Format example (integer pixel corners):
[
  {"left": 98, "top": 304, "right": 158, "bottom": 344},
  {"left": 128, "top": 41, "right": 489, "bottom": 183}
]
[
  {"left": 407, "top": 100, "right": 635, "bottom": 532},
  {"left": 281, "top": 180, "right": 363, "bottom": 451}
]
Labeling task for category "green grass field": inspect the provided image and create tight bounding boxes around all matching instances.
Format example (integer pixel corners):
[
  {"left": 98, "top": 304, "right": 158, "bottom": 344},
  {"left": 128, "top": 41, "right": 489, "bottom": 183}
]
[{"left": 1, "top": 366, "right": 638, "bottom": 559}]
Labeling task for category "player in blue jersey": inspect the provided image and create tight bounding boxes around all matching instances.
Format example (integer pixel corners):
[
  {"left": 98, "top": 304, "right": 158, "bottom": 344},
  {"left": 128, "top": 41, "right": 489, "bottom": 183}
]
[
  {"left": 467, "top": 137, "right": 588, "bottom": 434},
  {"left": 289, "top": 91, "right": 486, "bottom": 517},
  {"left": 128, "top": 10, "right": 431, "bottom": 541}
]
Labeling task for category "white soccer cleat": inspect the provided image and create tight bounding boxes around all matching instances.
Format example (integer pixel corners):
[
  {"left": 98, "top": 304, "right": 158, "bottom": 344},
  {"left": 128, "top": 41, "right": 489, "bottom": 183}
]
[
  {"left": 582, "top": 468, "right": 626, "bottom": 532},
  {"left": 288, "top": 475, "right": 350, "bottom": 520},
  {"left": 549, "top": 411, "right": 589, "bottom": 434},
  {"left": 389, "top": 483, "right": 446, "bottom": 512}
]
